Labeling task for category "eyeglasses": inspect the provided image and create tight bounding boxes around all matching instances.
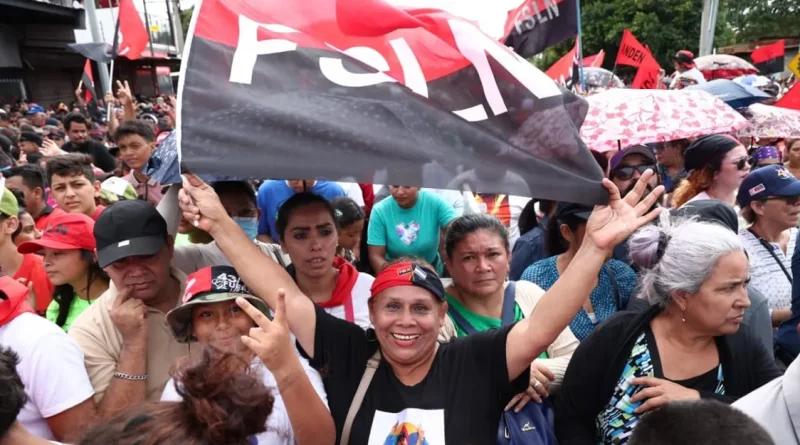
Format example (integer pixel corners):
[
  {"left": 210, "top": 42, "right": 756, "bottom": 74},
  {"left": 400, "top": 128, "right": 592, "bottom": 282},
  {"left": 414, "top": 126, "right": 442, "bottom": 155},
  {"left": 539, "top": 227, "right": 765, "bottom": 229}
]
[
  {"left": 767, "top": 195, "right": 800, "bottom": 206},
  {"left": 612, "top": 164, "right": 656, "bottom": 181},
  {"left": 734, "top": 157, "right": 750, "bottom": 171}
]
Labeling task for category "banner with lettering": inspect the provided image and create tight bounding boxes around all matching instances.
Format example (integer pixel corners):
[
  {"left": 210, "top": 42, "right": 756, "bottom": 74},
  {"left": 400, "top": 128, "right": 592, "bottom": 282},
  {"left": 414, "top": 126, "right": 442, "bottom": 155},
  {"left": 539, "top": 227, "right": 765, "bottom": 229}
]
[
  {"left": 615, "top": 29, "right": 650, "bottom": 68},
  {"left": 616, "top": 29, "right": 661, "bottom": 89},
  {"left": 504, "top": 0, "right": 578, "bottom": 58},
  {"left": 177, "top": 0, "right": 607, "bottom": 203}
]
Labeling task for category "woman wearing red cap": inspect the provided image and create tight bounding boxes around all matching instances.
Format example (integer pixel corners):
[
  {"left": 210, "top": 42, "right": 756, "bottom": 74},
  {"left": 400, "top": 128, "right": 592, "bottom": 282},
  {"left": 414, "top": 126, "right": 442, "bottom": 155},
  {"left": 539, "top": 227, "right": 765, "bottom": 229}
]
[
  {"left": 179, "top": 171, "right": 663, "bottom": 444},
  {"left": 18, "top": 212, "right": 109, "bottom": 332}
]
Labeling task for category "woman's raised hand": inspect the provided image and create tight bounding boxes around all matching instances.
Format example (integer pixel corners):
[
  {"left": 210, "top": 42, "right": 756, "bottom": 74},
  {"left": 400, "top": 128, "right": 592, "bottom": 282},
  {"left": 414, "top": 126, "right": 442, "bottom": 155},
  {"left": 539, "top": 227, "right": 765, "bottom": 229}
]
[
  {"left": 584, "top": 170, "right": 664, "bottom": 252},
  {"left": 236, "top": 289, "right": 297, "bottom": 373}
]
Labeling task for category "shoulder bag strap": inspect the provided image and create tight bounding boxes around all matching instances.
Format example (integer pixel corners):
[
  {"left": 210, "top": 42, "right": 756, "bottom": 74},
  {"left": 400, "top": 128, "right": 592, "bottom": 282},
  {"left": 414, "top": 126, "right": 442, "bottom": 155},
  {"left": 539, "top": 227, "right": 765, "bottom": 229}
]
[
  {"left": 500, "top": 281, "right": 517, "bottom": 326},
  {"left": 447, "top": 304, "right": 478, "bottom": 335},
  {"left": 604, "top": 264, "right": 622, "bottom": 311},
  {"left": 339, "top": 349, "right": 381, "bottom": 445},
  {"left": 749, "top": 229, "right": 793, "bottom": 284}
]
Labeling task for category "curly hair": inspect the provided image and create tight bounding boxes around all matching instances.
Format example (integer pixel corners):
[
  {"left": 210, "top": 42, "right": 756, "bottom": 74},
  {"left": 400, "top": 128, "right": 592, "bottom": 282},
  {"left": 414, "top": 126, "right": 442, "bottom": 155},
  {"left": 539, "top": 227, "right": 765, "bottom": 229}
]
[{"left": 78, "top": 348, "right": 274, "bottom": 445}]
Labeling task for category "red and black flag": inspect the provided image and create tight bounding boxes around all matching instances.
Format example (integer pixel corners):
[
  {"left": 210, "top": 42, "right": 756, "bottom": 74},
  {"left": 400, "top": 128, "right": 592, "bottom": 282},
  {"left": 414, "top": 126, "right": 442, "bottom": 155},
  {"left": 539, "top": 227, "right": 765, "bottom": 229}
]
[
  {"left": 504, "top": 0, "right": 577, "bottom": 58},
  {"left": 178, "top": 0, "right": 607, "bottom": 204},
  {"left": 751, "top": 40, "right": 785, "bottom": 75},
  {"left": 81, "top": 59, "right": 97, "bottom": 104},
  {"left": 111, "top": 0, "right": 149, "bottom": 60}
]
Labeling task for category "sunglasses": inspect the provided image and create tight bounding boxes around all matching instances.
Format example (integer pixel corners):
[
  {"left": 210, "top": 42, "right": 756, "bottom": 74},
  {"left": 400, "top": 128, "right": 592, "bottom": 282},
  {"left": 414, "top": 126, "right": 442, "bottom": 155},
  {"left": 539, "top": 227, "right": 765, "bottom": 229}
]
[
  {"left": 767, "top": 195, "right": 800, "bottom": 206},
  {"left": 612, "top": 164, "right": 656, "bottom": 181},
  {"left": 734, "top": 157, "right": 750, "bottom": 171}
]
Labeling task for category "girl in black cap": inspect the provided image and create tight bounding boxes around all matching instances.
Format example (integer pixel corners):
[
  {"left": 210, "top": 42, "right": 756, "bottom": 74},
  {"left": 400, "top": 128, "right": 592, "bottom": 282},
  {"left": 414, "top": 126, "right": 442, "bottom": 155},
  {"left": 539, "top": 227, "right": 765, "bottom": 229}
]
[{"left": 673, "top": 135, "right": 750, "bottom": 208}]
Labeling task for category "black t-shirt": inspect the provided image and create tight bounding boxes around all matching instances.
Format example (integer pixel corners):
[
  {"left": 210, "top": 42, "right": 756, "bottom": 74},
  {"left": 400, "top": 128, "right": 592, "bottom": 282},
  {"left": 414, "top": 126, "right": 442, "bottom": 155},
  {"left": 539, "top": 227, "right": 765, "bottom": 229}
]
[
  {"left": 300, "top": 305, "right": 529, "bottom": 445},
  {"left": 645, "top": 326, "right": 721, "bottom": 394},
  {"left": 62, "top": 140, "right": 117, "bottom": 172}
]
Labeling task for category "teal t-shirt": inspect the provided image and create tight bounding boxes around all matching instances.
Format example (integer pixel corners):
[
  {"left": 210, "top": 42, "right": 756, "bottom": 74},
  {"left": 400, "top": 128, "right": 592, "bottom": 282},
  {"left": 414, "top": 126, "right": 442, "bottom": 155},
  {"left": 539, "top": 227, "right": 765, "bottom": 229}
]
[
  {"left": 46, "top": 294, "right": 94, "bottom": 332},
  {"left": 367, "top": 190, "right": 458, "bottom": 274}
]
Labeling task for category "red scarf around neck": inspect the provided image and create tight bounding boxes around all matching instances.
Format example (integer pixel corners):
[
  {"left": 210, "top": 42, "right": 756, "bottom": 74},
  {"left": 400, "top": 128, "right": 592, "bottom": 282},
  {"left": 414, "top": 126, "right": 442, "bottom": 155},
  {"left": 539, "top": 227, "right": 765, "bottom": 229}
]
[{"left": 317, "top": 257, "right": 359, "bottom": 310}]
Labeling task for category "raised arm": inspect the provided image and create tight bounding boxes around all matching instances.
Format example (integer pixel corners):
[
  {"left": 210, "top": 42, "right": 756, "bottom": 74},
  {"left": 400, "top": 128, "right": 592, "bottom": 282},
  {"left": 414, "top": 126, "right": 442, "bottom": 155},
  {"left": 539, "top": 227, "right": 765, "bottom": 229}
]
[
  {"left": 505, "top": 171, "right": 664, "bottom": 380},
  {"left": 179, "top": 174, "right": 318, "bottom": 357}
]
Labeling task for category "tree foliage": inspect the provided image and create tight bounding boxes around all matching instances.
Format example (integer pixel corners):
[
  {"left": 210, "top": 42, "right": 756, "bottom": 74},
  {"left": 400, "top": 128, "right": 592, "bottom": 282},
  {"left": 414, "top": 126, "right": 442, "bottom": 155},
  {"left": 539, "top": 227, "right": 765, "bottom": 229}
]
[{"left": 180, "top": 6, "right": 194, "bottom": 38}]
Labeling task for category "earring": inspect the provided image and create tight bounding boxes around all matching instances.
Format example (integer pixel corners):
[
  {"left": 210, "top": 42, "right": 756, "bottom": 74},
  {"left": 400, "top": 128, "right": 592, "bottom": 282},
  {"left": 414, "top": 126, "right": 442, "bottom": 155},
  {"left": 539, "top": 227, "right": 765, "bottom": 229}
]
[{"left": 681, "top": 306, "right": 686, "bottom": 323}]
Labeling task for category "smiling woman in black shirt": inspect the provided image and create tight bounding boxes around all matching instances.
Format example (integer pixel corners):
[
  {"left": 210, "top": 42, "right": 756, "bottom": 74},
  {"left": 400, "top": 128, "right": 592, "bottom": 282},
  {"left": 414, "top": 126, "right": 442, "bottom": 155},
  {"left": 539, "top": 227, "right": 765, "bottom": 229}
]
[{"left": 178, "top": 171, "right": 664, "bottom": 444}]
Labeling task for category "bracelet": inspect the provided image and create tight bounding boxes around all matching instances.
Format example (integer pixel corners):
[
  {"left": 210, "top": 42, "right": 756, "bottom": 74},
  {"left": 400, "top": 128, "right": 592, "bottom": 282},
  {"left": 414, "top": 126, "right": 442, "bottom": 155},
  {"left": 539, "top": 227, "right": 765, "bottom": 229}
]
[{"left": 113, "top": 371, "right": 148, "bottom": 381}]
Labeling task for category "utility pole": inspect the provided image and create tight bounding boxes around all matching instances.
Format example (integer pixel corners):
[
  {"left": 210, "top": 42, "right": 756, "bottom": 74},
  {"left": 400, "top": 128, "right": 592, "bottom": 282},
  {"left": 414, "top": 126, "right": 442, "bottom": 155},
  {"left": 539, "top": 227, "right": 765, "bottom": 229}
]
[
  {"left": 168, "top": 0, "right": 184, "bottom": 55},
  {"left": 699, "top": 0, "right": 720, "bottom": 56},
  {"left": 84, "top": 0, "right": 112, "bottom": 93}
]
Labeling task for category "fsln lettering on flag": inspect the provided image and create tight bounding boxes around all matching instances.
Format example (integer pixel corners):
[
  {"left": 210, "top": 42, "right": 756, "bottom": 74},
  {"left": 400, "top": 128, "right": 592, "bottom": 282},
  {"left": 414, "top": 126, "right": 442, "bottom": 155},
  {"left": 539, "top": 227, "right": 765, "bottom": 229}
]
[
  {"left": 178, "top": 0, "right": 607, "bottom": 205},
  {"left": 504, "top": 0, "right": 577, "bottom": 58}
]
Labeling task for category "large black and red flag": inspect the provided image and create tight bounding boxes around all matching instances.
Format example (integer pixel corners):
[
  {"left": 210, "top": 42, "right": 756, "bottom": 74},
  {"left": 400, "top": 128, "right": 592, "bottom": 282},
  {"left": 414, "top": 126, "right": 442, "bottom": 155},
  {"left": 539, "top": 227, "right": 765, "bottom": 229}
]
[
  {"left": 751, "top": 40, "right": 785, "bottom": 75},
  {"left": 81, "top": 59, "right": 97, "bottom": 104},
  {"left": 178, "top": 0, "right": 606, "bottom": 203},
  {"left": 504, "top": 0, "right": 577, "bottom": 58}
]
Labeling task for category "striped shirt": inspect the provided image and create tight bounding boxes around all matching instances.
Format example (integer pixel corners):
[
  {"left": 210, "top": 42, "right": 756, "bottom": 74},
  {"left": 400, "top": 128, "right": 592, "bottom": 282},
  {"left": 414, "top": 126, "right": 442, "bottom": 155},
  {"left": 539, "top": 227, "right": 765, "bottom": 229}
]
[{"left": 740, "top": 228, "right": 797, "bottom": 311}]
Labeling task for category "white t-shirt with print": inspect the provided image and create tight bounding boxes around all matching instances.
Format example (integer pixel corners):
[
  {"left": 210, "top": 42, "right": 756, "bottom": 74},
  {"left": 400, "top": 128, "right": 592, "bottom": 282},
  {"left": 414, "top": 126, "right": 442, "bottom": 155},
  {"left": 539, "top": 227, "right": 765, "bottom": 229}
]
[
  {"left": 0, "top": 313, "right": 94, "bottom": 440},
  {"left": 322, "top": 273, "right": 374, "bottom": 329},
  {"left": 740, "top": 228, "right": 797, "bottom": 311},
  {"left": 161, "top": 356, "right": 328, "bottom": 445}
]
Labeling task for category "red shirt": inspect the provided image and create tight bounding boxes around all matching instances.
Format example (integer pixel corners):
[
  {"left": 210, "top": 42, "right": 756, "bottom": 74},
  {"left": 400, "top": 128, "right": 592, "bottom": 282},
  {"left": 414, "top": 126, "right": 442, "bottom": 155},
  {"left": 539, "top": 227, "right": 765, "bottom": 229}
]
[
  {"left": 34, "top": 207, "right": 67, "bottom": 232},
  {"left": 13, "top": 254, "right": 54, "bottom": 314},
  {"left": 92, "top": 205, "right": 107, "bottom": 221}
]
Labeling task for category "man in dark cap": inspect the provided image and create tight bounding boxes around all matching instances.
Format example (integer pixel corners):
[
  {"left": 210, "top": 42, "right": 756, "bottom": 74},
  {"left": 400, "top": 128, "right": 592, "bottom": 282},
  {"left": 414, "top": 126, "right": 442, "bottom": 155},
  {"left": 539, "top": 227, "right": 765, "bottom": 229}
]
[
  {"left": 670, "top": 50, "right": 706, "bottom": 89},
  {"left": 68, "top": 200, "right": 196, "bottom": 419},
  {"left": 17, "top": 132, "right": 42, "bottom": 156}
]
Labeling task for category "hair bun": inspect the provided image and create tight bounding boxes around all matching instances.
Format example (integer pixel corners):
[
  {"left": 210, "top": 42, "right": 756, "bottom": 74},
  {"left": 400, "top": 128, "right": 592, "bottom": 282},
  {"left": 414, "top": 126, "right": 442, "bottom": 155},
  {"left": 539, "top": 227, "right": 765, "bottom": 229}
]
[{"left": 628, "top": 217, "right": 668, "bottom": 270}]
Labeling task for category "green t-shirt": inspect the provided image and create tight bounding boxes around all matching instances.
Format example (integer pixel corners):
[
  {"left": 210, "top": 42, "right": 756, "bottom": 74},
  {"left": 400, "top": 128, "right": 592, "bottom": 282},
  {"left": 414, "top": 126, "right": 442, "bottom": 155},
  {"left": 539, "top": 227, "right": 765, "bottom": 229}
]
[
  {"left": 446, "top": 292, "right": 548, "bottom": 358},
  {"left": 46, "top": 294, "right": 94, "bottom": 332}
]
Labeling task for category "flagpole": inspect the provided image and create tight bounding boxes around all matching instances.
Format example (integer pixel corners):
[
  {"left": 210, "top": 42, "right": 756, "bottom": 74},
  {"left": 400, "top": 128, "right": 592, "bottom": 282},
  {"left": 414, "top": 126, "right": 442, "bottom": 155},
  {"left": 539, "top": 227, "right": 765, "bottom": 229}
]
[
  {"left": 142, "top": 0, "right": 156, "bottom": 58},
  {"left": 107, "top": 58, "right": 115, "bottom": 121},
  {"left": 575, "top": 0, "right": 586, "bottom": 92}
]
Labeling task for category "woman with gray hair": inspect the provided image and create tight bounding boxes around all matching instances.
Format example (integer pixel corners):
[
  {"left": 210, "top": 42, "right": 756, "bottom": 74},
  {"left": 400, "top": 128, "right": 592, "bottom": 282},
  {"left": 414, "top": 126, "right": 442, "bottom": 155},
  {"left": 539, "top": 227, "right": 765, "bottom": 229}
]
[{"left": 555, "top": 216, "right": 781, "bottom": 445}]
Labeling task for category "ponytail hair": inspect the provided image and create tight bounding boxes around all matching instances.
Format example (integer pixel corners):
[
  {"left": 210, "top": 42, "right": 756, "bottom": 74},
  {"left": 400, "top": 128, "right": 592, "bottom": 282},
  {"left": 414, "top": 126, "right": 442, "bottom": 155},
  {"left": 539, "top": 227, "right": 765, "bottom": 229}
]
[
  {"left": 52, "top": 250, "right": 109, "bottom": 328},
  {"left": 331, "top": 196, "right": 364, "bottom": 229},
  {"left": 671, "top": 167, "right": 716, "bottom": 208},
  {"left": 78, "top": 348, "right": 274, "bottom": 445}
]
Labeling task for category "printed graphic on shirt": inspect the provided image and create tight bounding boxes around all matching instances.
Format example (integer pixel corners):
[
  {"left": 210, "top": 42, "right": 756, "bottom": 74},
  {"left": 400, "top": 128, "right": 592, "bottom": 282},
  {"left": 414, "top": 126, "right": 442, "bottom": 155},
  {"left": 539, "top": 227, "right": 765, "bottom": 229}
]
[
  {"left": 395, "top": 222, "right": 420, "bottom": 245},
  {"left": 368, "top": 408, "right": 443, "bottom": 445},
  {"left": 474, "top": 194, "right": 510, "bottom": 226}
]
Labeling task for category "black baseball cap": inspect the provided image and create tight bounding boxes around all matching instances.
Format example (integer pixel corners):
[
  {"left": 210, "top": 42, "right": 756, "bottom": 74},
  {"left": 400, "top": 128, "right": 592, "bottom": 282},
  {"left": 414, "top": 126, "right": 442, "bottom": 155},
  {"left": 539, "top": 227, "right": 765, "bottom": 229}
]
[
  {"left": 18, "top": 132, "right": 42, "bottom": 147},
  {"left": 94, "top": 200, "right": 168, "bottom": 268},
  {"left": 556, "top": 202, "right": 593, "bottom": 222}
]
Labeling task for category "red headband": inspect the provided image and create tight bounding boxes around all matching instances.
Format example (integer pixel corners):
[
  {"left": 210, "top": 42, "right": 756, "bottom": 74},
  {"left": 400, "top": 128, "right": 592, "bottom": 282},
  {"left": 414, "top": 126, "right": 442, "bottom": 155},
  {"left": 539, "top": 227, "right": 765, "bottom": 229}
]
[{"left": 370, "top": 262, "right": 445, "bottom": 301}]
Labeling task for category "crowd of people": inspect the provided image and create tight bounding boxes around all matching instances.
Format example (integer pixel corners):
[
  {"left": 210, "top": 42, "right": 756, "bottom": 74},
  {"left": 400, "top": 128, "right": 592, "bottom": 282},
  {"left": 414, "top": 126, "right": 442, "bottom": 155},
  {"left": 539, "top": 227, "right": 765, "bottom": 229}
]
[{"left": 1, "top": 66, "right": 800, "bottom": 445}]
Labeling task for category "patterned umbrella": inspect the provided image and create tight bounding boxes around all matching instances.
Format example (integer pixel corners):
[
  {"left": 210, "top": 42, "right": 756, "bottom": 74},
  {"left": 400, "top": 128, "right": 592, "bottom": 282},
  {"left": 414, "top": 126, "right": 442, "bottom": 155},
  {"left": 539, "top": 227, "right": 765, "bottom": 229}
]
[
  {"left": 580, "top": 89, "right": 749, "bottom": 152},
  {"left": 583, "top": 67, "right": 625, "bottom": 90},
  {"left": 694, "top": 54, "right": 758, "bottom": 80},
  {"left": 736, "top": 104, "right": 800, "bottom": 139}
]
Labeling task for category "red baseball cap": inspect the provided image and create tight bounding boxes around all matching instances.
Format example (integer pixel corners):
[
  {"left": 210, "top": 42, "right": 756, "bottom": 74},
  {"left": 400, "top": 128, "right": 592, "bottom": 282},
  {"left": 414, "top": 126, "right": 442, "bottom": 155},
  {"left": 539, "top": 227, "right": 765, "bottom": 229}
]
[{"left": 17, "top": 213, "right": 96, "bottom": 254}]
